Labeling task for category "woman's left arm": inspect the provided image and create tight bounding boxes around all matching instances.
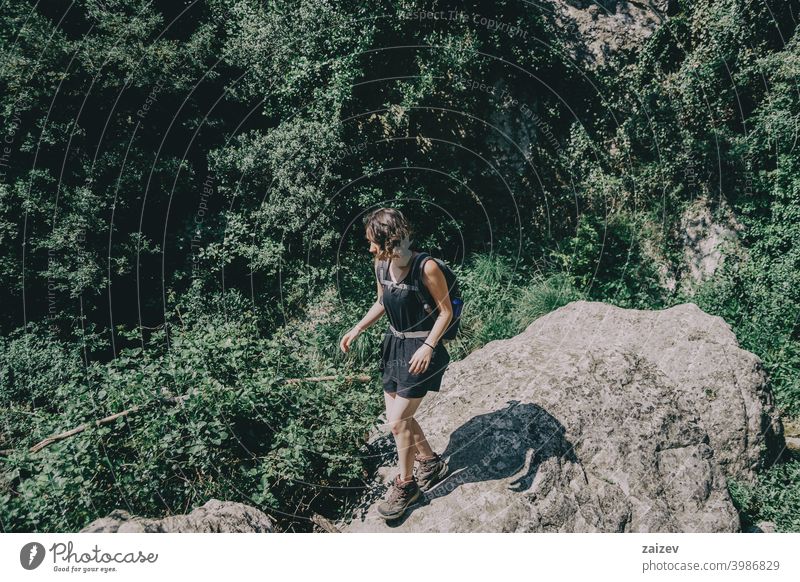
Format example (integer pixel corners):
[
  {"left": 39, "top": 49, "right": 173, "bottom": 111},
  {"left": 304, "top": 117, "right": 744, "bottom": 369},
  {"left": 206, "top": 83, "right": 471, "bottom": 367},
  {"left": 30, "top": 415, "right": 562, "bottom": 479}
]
[{"left": 408, "top": 259, "right": 453, "bottom": 374}]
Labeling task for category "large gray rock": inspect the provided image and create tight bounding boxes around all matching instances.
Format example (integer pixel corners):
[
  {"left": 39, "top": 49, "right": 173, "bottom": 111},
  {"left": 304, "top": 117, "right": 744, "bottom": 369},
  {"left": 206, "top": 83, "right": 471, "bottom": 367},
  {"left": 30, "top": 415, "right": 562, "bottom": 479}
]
[
  {"left": 528, "top": 301, "right": 784, "bottom": 481},
  {"left": 80, "top": 499, "right": 274, "bottom": 533},
  {"left": 342, "top": 301, "right": 784, "bottom": 533}
]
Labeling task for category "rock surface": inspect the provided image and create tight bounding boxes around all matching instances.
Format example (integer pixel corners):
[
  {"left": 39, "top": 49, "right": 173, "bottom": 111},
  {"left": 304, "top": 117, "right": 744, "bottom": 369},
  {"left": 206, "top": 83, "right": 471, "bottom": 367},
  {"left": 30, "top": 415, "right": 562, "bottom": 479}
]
[
  {"left": 784, "top": 418, "right": 800, "bottom": 452},
  {"left": 530, "top": 301, "right": 784, "bottom": 481},
  {"left": 640, "top": 198, "right": 746, "bottom": 296},
  {"left": 548, "top": 1, "right": 673, "bottom": 67},
  {"left": 80, "top": 499, "right": 274, "bottom": 533},
  {"left": 745, "top": 521, "right": 777, "bottom": 533},
  {"left": 678, "top": 197, "right": 745, "bottom": 292},
  {"left": 341, "top": 301, "right": 785, "bottom": 533}
]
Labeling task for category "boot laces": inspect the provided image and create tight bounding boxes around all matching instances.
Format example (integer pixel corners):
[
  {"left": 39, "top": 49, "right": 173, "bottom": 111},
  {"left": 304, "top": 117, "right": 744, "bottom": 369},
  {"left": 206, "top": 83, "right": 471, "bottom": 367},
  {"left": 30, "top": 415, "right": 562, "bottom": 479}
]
[
  {"left": 387, "top": 475, "right": 414, "bottom": 503},
  {"left": 417, "top": 452, "right": 438, "bottom": 465}
]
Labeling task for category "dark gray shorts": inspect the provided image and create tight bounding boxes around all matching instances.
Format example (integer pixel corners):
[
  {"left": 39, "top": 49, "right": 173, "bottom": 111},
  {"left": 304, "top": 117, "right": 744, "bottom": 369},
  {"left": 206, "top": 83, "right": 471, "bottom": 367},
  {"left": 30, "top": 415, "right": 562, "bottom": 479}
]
[{"left": 380, "top": 333, "right": 450, "bottom": 399}]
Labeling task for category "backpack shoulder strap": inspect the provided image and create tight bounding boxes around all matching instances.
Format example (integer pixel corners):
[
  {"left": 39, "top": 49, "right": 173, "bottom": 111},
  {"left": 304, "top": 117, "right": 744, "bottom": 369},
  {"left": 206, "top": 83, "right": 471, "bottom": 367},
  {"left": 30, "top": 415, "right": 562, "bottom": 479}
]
[
  {"left": 411, "top": 252, "right": 434, "bottom": 304},
  {"left": 411, "top": 251, "right": 431, "bottom": 281},
  {"left": 375, "top": 258, "right": 390, "bottom": 286}
]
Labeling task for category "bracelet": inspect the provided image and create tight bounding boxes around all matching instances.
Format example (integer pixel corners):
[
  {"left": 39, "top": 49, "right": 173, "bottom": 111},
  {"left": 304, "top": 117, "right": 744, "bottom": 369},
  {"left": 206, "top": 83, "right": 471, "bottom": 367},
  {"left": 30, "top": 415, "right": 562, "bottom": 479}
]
[{"left": 424, "top": 341, "right": 435, "bottom": 349}]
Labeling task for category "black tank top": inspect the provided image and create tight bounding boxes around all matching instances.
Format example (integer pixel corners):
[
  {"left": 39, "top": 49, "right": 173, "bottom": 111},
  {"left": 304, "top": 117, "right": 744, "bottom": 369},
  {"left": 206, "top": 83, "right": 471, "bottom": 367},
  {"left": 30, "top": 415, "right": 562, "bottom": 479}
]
[{"left": 377, "top": 252, "right": 437, "bottom": 333}]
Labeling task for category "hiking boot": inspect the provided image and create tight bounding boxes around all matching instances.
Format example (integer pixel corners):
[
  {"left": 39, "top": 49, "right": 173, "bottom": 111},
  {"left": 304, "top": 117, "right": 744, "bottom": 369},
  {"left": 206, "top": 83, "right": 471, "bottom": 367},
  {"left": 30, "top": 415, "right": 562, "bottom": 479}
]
[
  {"left": 376, "top": 474, "right": 421, "bottom": 520},
  {"left": 414, "top": 452, "right": 449, "bottom": 491}
]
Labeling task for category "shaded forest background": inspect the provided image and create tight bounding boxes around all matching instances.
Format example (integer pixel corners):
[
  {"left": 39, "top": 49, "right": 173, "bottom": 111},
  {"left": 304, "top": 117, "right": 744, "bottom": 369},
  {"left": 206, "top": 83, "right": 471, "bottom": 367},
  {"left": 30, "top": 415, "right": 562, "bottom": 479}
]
[{"left": 1, "top": 0, "right": 799, "bottom": 531}]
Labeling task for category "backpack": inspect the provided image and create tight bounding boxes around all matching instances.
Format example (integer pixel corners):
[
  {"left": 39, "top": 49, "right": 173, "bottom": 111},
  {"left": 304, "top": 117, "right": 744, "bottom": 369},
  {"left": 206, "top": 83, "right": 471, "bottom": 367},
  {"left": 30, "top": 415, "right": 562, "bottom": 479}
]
[{"left": 376, "top": 251, "right": 463, "bottom": 340}]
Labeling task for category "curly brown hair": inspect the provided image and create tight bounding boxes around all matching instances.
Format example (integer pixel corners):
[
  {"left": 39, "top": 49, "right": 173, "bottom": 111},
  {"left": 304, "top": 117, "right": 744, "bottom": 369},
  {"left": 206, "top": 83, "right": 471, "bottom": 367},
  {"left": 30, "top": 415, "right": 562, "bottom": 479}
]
[{"left": 363, "top": 207, "right": 414, "bottom": 261}]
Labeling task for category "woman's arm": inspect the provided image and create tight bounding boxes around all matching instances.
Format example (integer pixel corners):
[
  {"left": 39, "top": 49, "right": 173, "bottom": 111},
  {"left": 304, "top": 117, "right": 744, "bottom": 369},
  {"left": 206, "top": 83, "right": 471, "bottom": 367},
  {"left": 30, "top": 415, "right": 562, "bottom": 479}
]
[
  {"left": 354, "top": 261, "right": 386, "bottom": 331},
  {"left": 339, "top": 260, "right": 386, "bottom": 353},
  {"left": 419, "top": 259, "right": 453, "bottom": 348},
  {"left": 354, "top": 297, "right": 385, "bottom": 332},
  {"left": 408, "top": 258, "right": 452, "bottom": 374}
]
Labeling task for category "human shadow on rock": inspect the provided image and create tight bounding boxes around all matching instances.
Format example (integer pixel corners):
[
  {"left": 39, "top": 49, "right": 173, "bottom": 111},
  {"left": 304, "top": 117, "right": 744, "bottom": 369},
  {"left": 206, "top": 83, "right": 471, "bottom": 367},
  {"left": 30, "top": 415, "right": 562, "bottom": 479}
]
[
  {"left": 362, "top": 400, "right": 576, "bottom": 525},
  {"left": 426, "top": 400, "right": 576, "bottom": 502}
]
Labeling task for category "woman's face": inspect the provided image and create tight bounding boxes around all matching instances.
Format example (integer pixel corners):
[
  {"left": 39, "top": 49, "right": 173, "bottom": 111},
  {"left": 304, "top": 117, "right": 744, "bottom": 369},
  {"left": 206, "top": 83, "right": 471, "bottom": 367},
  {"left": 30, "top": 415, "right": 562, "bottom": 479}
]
[{"left": 367, "top": 236, "right": 381, "bottom": 257}]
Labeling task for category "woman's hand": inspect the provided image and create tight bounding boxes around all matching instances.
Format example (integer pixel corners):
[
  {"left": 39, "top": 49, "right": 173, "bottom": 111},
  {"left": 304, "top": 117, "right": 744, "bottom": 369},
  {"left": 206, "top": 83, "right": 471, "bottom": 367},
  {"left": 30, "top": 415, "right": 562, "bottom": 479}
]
[
  {"left": 339, "top": 326, "right": 363, "bottom": 353},
  {"left": 408, "top": 343, "right": 434, "bottom": 375}
]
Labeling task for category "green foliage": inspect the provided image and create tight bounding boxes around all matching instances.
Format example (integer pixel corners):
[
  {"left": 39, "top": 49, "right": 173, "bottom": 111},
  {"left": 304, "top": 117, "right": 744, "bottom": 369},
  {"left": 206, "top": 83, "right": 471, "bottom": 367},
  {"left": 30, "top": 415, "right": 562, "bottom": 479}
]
[
  {"left": 565, "top": 0, "right": 800, "bottom": 420},
  {"left": 684, "top": 31, "right": 800, "bottom": 417},
  {"left": 2, "top": 0, "right": 800, "bottom": 532},
  {"left": 550, "top": 212, "right": 667, "bottom": 309},
  {"left": 202, "top": 116, "right": 347, "bottom": 300},
  {"left": 443, "top": 253, "right": 582, "bottom": 359},
  {"left": 0, "top": 291, "right": 382, "bottom": 532},
  {"left": 729, "top": 458, "right": 800, "bottom": 533}
]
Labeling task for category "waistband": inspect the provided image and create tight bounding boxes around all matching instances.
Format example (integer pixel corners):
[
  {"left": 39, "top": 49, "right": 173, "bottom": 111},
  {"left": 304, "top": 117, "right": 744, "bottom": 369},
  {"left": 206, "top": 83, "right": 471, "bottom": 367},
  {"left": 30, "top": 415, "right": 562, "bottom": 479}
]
[{"left": 386, "top": 323, "right": 430, "bottom": 339}]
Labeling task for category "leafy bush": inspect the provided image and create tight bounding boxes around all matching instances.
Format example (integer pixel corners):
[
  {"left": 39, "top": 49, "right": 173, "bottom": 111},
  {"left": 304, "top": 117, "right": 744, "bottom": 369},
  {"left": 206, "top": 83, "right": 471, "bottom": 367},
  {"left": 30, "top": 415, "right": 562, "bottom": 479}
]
[
  {"left": 550, "top": 212, "right": 667, "bottom": 310},
  {"left": 729, "top": 458, "right": 800, "bottom": 533},
  {"left": 443, "top": 253, "right": 582, "bottom": 360},
  {"left": 2, "top": 0, "right": 800, "bottom": 533},
  {"left": 0, "top": 290, "right": 382, "bottom": 532}
]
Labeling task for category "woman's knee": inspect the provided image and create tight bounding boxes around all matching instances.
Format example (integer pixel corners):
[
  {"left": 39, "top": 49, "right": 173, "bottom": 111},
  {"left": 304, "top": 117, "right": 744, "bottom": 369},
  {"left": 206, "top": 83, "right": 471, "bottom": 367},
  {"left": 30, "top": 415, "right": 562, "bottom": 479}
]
[{"left": 388, "top": 415, "right": 414, "bottom": 435}]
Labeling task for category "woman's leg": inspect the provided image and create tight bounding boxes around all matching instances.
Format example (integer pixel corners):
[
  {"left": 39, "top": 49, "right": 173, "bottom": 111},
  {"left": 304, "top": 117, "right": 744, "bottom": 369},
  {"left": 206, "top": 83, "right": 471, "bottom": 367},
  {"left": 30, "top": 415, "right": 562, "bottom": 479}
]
[
  {"left": 385, "top": 391, "right": 425, "bottom": 457},
  {"left": 385, "top": 392, "right": 434, "bottom": 459},
  {"left": 386, "top": 394, "right": 425, "bottom": 481},
  {"left": 409, "top": 417, "right": 435, "bottom": 459},
  {"left": 389, "top": 388, "right": 433, "bottom": 458},
  {"left": 383, "top": 390, "right": 396, "bottom": 421}
]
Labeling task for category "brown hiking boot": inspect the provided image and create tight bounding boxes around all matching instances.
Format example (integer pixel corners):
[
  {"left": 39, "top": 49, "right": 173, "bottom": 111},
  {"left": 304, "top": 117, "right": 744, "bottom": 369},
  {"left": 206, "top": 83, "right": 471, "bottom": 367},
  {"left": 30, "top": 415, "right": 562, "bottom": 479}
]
[
  {"left": 414, "top": 452, "right": 449, "bottom": 491},
  {"left": 377, "top": 474, "right": 421, "bottom": 520}
]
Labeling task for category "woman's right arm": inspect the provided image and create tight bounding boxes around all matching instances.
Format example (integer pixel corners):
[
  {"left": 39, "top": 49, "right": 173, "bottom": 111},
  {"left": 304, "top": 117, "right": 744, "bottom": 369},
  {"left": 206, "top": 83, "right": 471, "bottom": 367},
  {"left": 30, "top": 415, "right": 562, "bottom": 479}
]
[
  {"left": 339, "top": 260, "right": 386, "bottom": 353},
  {"left": 354, "top": 261, "right": 386, "bottom": 331}
]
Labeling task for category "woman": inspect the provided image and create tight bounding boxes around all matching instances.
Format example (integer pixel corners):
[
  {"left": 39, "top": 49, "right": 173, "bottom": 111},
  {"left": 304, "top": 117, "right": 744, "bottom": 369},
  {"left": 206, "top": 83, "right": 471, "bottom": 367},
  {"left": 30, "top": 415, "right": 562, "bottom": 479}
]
[{"left": 339, "top": 207, "right": 452, "bottom": 520}]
